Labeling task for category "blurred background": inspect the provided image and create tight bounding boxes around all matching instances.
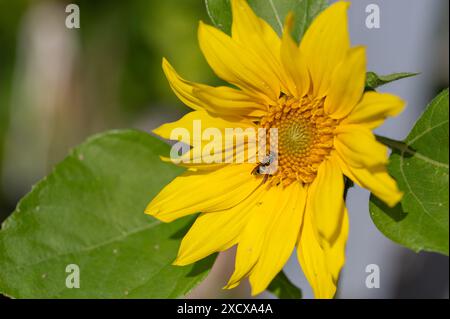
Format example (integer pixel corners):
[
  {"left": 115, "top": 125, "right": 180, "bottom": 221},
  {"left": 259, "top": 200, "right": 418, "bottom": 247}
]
[{"left": 0, "top": 0, "right": 448, "bottom": 298}]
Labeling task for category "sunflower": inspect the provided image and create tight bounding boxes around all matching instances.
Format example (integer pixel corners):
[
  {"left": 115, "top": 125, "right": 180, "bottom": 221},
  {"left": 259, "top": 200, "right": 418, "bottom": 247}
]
[{"left": 145, "top": 0, "right": 405, "bottom": 298}]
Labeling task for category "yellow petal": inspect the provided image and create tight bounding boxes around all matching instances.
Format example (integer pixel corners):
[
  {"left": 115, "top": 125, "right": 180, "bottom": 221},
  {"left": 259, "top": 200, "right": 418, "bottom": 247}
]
[
  {"left": 325, "top": 207, "right": 349, "bottom": 282},
  {"left": 225, "top": 185, "right": 284, "bottom": 289},
  {"left": 162, "top": 140, "right": 258, "bottom": 171},
  {"left": 230, "top": 0, "right": 280, "bottom": 57},
  {"left": 249, "top": 182, "right": 307, "bottom": 295},
  {"left": 174, "top": 186, "right": 265, "bottom": 266},
  {"left": 145, "top": 164, "right": 261, "bottom": 222},
  {"left": 297, "top": 195, "right": 349, "bottom": 299},
  {"left": 198, "top": 21, "right": 279, "bottom": 103},
  {"left": 324, "top": 46, "right": 366, "bottom": 119},
  {"left": 168, "top": 142, "right": 258, "bottom": 171},
  {"left": 153, "top": 110, "right": 253, "bottom": 146},
  {"left": 342, "top": 91, "right": 406, "bottom": 129},
  {"left": 297, "top": 201, "right": 333, "bottom": 299},
  {"left": 280, "top": 13, "right": 310, "bottom": 97},
  {"left": 162, "top": 58, "right": 266, "bottom": 118},
  {"left": 153, "top": 110, "right": 258, "bottom": 170},
  {"left": 159, "top": 155, "right": 227, "bottom": 171},
  {"left": 335, "top": 151, "right": 403, "bottom": 207},
  {"left": 309, "top": 157, "right": 345, "bottom": 245},
  {"left": 230, "top": 0, "right": 293, "bottom": 94},
  {"left": 334, "top": 124, "right": 388, "bottom": 168},
  {"left": 300, "top": 1, "right": 351, "bottom": 97}
]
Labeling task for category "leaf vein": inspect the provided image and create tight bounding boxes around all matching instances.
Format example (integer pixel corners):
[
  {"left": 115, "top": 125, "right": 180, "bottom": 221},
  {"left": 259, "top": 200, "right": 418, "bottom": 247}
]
[
  {"left": 10, "top": 220, "right": 161, "bottom": 269},
  {"left": 268, "top": 0, "right": 283, "bottom": 33}
]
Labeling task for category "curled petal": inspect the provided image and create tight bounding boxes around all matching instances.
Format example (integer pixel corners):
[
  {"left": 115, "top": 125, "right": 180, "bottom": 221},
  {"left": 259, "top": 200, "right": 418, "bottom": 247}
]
[
  {"left": 162, "top": 58, "right": 266, "bottom": 118},
  {"left": 297, "top": 197, "right": 349, "bottom": 299},
  {"left": 342, "top": 91, "right": 406, "bottom": 129},
  {"left": 334, "top": 124, "right": 389, "bottom": 169},
  {"left": 335, "top": 151, "right": 403, "bottom": 207}
]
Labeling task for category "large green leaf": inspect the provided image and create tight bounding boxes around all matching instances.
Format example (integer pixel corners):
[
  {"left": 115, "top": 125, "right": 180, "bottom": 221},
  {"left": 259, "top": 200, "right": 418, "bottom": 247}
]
[
  {"left": 370, "top": 89, "right": 449, "bottom": 255},
  {"left": 205, "top": 0, "right": 328, "bottom": 42},
  {"left": 267, "top": 271, "right": 302, "bottom": 299},
  {"left": 0, "top": 130, "right": 216, "bottom": 298}
]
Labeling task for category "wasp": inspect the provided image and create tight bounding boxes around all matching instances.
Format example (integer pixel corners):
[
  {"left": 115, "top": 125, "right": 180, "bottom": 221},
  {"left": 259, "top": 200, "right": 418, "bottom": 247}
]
[{"left": 251, "top": 152, "right": 276, "bottom": 184}]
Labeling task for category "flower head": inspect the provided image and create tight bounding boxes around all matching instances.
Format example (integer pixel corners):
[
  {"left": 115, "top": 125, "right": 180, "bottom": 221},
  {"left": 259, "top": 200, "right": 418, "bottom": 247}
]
[{"left": 145, "top": 0, "right": 405, "bottom": 298}]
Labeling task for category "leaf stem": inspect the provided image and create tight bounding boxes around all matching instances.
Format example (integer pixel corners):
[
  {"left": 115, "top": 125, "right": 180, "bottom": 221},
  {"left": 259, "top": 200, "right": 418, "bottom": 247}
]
[{"left": 375, "top": 135, "right": 412, "bottom": 153}]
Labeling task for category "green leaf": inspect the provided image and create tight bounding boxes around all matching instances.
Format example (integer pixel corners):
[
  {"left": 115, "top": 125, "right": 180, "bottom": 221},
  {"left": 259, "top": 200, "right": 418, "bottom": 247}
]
[
  {"left": 0, "top": 130, "right": 216, "bottom": 298},
  {"left": 365, "top": 71, "right": 418, "bottom": 90},
  {"left": 370, "top": 89, "right": 449, "bottom": 255},
  {"left": 205, "top": 0, "right": 328, "bottom": 42},
  {"left": 205, "top": 0, "right": 233, "bottom": 34},
  {"left": 267, "top": 271, "right": 302, "bottom": 299}
]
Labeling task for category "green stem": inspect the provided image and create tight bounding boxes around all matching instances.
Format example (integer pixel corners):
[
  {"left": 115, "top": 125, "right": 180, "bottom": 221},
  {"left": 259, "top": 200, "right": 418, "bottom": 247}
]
[
  {"left": 375, "top": 135, "right": 413, "bottom": 154},
  {"left": 343, "top": 177, "right": 354, "bottom": 200}
]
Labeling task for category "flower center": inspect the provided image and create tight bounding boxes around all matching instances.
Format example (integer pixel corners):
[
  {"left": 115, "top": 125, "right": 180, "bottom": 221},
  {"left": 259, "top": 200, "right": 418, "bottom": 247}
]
[{"left": 259, "top": 95, "right": 338, "bottom": 186}]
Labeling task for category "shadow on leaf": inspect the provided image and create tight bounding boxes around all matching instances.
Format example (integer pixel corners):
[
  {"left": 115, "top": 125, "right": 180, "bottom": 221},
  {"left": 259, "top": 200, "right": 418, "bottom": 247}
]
[
  {"left": 186, "top": 254, "right": 217, "bottom": 277},
  {"left": 372, "top": 196, "right": 408, "bottom": 222},
  {"left": 169, "top": 216, "right": 197, "bottom": 240}
]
